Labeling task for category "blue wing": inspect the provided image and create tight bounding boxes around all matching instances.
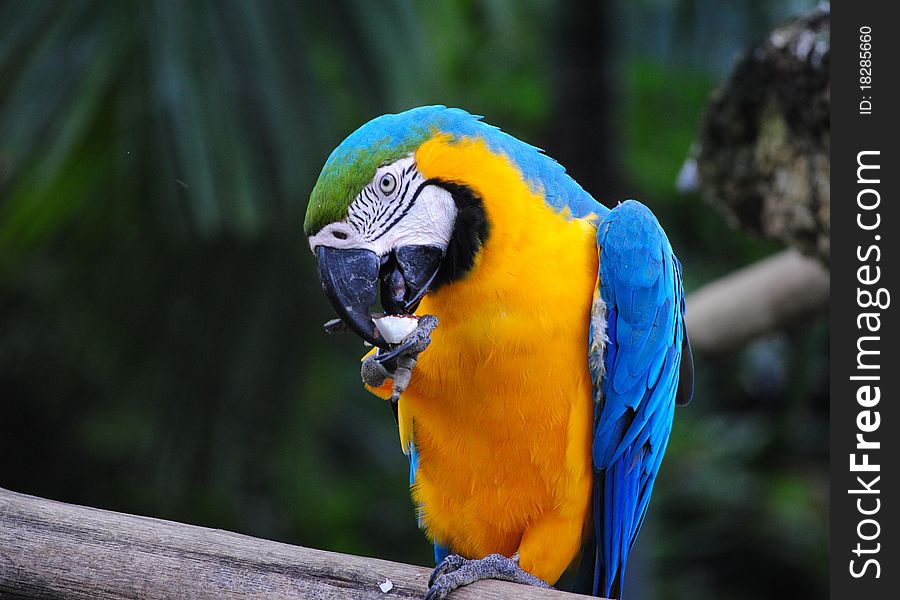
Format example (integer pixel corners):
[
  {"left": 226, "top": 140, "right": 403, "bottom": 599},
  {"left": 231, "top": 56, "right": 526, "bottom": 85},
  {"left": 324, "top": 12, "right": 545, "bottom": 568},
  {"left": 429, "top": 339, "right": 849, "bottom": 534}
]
[{"left": 588, "top": 200, "right": 692, "bottom": 598}]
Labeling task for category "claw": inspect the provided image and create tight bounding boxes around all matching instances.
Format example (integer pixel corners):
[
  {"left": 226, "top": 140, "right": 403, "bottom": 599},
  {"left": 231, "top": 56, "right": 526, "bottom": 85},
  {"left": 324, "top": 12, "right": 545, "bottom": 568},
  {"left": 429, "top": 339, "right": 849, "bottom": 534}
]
[
  {"left": 375, "top": 335, "right": 418, "bottom": 364},
  {"left": 424, "top": 554, "right": 551, "bottom": 600},
  {"left": 428, "top": 554, "right": 467, "bottom": 588},
  {"left": 375, "top": 314, "right": 438, "bottom": 364},
  {"left": 360, "top": 315, "right": 439, "bottom": 410}
]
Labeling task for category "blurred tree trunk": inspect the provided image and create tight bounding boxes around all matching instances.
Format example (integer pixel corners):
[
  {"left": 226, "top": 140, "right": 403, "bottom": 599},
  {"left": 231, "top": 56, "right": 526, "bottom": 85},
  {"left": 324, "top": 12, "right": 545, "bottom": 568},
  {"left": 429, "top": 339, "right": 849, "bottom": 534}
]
[
  {"left": 547, "top": 0, "right": 621, "bottom": 200},
  {"left": 692, "top": 7, "right": 830, "bottom": 263},
  {"left": 684, "top": 6, "right": 830, "bottom": 353}
]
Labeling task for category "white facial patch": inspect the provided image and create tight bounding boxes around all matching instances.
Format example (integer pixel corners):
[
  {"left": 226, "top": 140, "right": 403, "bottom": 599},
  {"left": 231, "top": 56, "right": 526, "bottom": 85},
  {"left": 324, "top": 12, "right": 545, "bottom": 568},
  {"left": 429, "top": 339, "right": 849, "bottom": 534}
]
[{"left": 308, "top": 155, "right": 457, "bottom": 256}]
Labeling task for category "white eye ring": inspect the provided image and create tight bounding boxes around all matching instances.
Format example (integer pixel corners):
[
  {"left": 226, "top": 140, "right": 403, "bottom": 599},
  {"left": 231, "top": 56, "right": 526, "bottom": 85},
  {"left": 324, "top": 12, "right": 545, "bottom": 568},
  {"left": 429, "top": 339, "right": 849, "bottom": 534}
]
[{"left": 378, "top": 173, "right": 397, "bottom": 196}]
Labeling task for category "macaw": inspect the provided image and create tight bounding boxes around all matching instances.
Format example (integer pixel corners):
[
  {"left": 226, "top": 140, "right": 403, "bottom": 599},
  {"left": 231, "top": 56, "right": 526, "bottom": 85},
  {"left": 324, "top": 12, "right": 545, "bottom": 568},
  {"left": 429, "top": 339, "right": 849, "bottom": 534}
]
[{"left": 305, "top": 106, "right": 693, "bottom": 599}]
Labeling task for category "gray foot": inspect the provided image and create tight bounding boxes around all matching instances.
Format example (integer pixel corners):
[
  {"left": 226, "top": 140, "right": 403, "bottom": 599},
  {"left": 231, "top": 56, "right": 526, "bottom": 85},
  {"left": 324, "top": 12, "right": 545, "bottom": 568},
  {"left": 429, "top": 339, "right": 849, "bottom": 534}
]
[
  {"left": 424, "top": 553, "right": 550, "bottom": 600},
  {"left": 360, "top": 315, "right": 438, "bottom": 403}
]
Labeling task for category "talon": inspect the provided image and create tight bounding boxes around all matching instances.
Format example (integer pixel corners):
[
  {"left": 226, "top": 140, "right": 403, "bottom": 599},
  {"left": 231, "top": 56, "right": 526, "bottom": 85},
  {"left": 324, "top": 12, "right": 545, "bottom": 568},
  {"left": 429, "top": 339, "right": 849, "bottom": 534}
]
[
  {"left": 424, "top": 584, "right": 451, "bottom": 600},
  {"left": 423, "top": 583, "right": 447, "bottom": 600},
  {"left": 360, "top": 315, "right": 439, "bottom": 406},
  {"left": 375, "top": 314, "right": 438, "bottom": 364},
  {"left": 428, "top": 554, "right": 466, "bottom": 587},
  {"left": 375, "top": 336, "right": 418, "bottom": 365},
  {"left": 424, "top": 553, "right": 550, "bottom": 600}
]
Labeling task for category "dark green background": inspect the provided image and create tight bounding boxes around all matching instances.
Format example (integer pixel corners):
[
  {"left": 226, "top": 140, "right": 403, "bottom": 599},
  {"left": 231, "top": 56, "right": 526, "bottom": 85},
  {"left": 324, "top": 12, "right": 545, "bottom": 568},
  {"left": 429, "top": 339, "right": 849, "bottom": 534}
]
[{"left": 0, "top": 2, "right": 827, "bottom": 598}]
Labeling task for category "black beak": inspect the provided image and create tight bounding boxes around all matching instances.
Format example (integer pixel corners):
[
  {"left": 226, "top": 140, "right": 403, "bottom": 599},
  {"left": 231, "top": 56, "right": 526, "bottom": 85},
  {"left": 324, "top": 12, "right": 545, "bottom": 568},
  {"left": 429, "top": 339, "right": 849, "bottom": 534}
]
[
  {"left": 380, "top": 245, "right": 444, "bottom": 315},
  {"left": 315, "top": 246, "right": 383, "bottom": 347},
  {"left": 315, "top": 244, "right": 443, "bottom": 347}
]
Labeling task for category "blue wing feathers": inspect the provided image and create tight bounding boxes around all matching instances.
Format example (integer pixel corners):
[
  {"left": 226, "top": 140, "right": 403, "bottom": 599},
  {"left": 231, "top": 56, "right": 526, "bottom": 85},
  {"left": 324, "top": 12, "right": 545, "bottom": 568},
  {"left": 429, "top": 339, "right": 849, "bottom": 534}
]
[
  {"left": 588, "top": 200, "right": 687, "bottom": 598},
  {"left": 408, "top": 442, "right": 420, "bottom": 486}
]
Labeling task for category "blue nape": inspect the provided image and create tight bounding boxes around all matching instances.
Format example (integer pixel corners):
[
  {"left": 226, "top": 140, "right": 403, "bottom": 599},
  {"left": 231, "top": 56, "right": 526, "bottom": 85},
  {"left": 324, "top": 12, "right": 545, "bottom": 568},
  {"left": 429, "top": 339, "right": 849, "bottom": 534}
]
[{"left": 332, "top": 106, "right": 609, "bottom": 221}]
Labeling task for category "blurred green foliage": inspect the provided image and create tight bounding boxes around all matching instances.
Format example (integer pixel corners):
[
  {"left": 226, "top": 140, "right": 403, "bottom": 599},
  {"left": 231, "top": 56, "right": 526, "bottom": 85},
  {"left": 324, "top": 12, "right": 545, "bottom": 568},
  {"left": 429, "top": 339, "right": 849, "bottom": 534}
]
[{"left": 1, "top": 1, "right": 825, "bottom": 599}]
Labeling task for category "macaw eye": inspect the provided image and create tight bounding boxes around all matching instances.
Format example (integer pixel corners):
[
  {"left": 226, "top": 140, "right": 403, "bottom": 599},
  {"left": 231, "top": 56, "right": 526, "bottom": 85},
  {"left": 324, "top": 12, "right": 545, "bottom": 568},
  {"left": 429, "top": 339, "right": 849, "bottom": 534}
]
[{"left": 378, "top": 173, "right": 397, "bottom": 196}]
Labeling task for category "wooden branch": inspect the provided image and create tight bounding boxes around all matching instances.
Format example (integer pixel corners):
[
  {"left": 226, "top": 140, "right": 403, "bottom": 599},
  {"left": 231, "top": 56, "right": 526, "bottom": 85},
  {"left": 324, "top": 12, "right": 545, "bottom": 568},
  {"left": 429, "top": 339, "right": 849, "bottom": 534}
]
[
  {"left": 685, "top": 249, "right": 829, "bottom": 354},
  {"left": 0, "top": 488, "right": 595, "bottom": 600}
]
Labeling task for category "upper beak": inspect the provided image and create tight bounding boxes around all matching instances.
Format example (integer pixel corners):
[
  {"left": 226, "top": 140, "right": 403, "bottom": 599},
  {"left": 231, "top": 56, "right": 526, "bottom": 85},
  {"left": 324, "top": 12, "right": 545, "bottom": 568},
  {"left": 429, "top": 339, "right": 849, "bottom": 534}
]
[
  {"left": 315, "top": 245, "right": 443, "bottom": 348},
  {"left": 315, "top": 246, "right": 383, "bottom": 347}
]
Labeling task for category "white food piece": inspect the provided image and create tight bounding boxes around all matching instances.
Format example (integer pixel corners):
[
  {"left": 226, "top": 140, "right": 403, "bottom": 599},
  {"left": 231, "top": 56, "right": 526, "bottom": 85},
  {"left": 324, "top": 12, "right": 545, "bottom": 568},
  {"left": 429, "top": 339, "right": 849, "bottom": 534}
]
[
  {"left": 378, "top": 578, "right": 394, "bottom": 593},
  {"left": 374, "top": 315, "right": 419, "bottom": 345}
]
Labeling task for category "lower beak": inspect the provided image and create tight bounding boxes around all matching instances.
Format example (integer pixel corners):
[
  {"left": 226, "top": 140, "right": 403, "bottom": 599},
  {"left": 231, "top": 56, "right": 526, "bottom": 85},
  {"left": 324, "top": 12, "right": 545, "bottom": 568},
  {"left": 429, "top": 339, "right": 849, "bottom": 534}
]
[
  {"left": 315, "top": 245, "right": 443, "bottom": 347},
  {"left": 380, "top": 245, "right": 444, "bottom": 315},
  {"left": 315, "top": 246, "right": 383, "bottom": 347}
]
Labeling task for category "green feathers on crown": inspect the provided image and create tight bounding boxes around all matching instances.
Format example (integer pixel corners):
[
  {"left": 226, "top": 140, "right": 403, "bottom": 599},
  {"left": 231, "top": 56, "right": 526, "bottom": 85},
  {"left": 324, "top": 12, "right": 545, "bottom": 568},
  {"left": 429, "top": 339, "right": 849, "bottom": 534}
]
[
  {"left": 303, "top": 109, "right": 448, "bottom": 235},
  {"left": 304, "top": 105, "right": 604, "bottom": 236},
  {"left": 305, "top": 137, "right": 422, "bottom": 235}
]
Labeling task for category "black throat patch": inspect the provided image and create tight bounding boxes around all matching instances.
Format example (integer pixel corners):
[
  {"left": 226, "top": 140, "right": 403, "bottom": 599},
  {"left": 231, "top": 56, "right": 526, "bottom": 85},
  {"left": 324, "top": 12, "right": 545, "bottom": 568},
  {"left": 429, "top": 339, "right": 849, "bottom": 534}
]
[{"left": 430, "top": 180, "right": 489, "bottom": 291}]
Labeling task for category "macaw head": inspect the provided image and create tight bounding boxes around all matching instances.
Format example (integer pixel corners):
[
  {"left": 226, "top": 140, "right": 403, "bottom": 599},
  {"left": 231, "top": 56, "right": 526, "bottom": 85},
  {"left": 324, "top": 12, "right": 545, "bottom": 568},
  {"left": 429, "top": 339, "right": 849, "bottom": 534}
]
[
  {"left": 305, "top": 106, "right": 490, "bottom": 348},
  {"left": 305, "top": 105, "right": 599, "bottom": 348}
]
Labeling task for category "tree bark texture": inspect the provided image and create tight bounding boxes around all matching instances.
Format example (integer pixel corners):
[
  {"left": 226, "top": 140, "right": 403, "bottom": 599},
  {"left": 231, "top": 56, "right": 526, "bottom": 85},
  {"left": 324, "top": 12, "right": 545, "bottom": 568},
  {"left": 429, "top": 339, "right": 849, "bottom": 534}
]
[
  {"left": 0, "top": 488, "right": 596, "bottom": 600},
  {"left": 694, "top": 7, "right": 830, "bottom": 262}
]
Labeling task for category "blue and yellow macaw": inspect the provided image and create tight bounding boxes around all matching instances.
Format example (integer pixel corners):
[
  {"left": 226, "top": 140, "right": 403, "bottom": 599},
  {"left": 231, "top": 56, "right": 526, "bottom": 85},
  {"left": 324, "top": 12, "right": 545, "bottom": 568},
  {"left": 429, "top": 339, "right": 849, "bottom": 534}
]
[{"left": 305, "top": 106, "right": 692, "bottom": 599}]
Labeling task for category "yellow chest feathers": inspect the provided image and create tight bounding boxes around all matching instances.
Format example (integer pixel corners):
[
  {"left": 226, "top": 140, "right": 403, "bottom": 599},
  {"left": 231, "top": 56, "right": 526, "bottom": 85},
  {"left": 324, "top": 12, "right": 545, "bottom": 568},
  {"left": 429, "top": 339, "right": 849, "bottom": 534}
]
[{"left": 390, "top": 136, "right": 599, "bottom": 565}]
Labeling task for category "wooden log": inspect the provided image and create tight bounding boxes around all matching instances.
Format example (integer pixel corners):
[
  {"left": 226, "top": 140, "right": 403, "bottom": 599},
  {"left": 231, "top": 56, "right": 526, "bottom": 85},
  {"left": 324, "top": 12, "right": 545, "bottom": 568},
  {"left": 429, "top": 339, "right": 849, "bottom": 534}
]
[
  {"left": 0, "top": 488, "right": 596, "bottom": 600},
  {"left": 685, "top": 248, "right": 829, "bottom": 354}
]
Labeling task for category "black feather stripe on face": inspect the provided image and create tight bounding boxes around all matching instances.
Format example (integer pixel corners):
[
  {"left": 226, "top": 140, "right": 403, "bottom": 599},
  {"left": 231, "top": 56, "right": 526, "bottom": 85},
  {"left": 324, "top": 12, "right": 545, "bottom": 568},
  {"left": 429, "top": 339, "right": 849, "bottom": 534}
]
[{"left": 430, "top": 180, "right": 489, "bottom": 291}]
